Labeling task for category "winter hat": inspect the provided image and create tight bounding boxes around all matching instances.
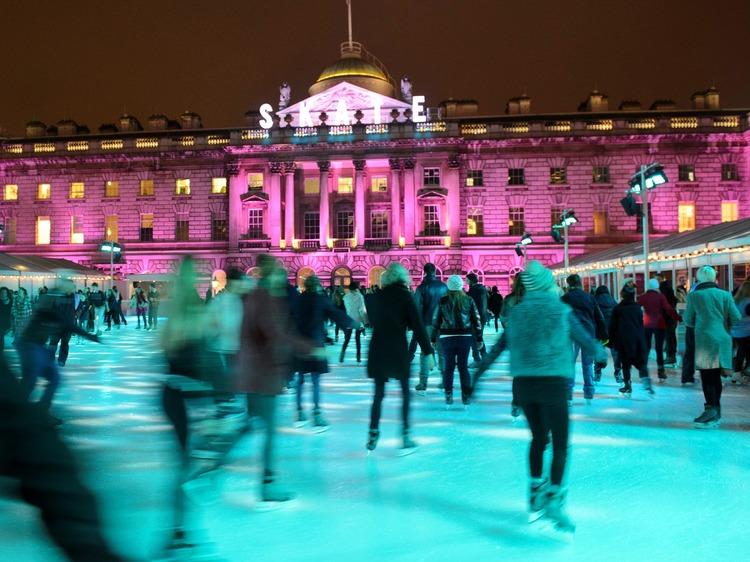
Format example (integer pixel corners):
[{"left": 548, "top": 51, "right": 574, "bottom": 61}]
[
  {"left": 447, "top": 275, "right": 464, "bottom": 292},
  {"left": 520, "top": 260, "right": 555, "bottom": 292},
  {"left": 647, "top": 278, "right": 660, "bottom": 291}
]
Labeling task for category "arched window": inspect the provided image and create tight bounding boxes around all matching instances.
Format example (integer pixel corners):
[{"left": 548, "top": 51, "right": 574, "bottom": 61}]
[
  {"left": 466, "top": 268, "right": 485, "bottom": 284},
  {"left": 368, "top": 265, "right": 386, "bottom": 289},
  {"left": 332, "top": 266, "right": 352, "bottom": 287},
  {"left": 297, "top": 266, "right": 316, "bottom": 291},
  {"left": 246, "top": 267, "right": 261, "bottom": 280}
]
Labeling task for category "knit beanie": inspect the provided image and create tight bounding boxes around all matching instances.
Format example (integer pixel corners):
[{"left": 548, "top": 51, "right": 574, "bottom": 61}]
[
  {"left": 520, "top": 260, "right": 555, "bottom": 292},
  {"left": 447, "top": 275, "right": 464, "bottom": 292},
  {"left": 647, "top": 278, "right": 660, "bottom": 291}
]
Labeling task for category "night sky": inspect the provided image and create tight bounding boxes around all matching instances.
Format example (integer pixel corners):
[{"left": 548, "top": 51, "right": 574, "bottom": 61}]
[{"left": 1, "top": 0, "right": 748, "bottom": 135}]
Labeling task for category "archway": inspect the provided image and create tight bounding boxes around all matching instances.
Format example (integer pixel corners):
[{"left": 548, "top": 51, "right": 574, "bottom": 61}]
[
  {"left": 368, "top": 265, "right": 386, "bottom": 289},
  {"left": 466, "top": 268, "right": 485, "bottom": 284},
  {"left": 297, "top": 266, "right": 316, "bottom": 291},
  {"left": 331, "top": 266, "right": 352, "bottom": 287}
]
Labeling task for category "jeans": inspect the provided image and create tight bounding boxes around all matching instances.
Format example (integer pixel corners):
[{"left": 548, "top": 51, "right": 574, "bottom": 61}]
[
  {"left": 644, "top": 328, "right": 665, "bottom": 369},
  {"left": 136, "top": 310, "right": 147, "bottom": 328},
  {"left": 568, "top": 343, "right": 595, "bottom": 399},
  {"left": 515, "top": 377, "right": 570, "bottom": 486},
  {"left": 409, "top": 326, "right": 444, "bottom": 385},
  {"left": 340, "top": 328, "right": 364, "bottom": 361},
  {"left": 440, "top": 336, "right": 472, "bottom": 399},
  {"left": 49, "top": 332, "right": 71, "bottom": 366},
  {"left": 18, "top": 341, "right": 60, "bottom": 410},
  {"left": 369, "top": 377, "right": 410, "bottom": 432},
  {"left": 296, "top": 372, "right": 321, "bottom": 411},
  {"left": 594, "top": 347, "right": 620, "bottom": 377},
  {"left": 93, "top": 306, "right": 105, "bottom": 334}
]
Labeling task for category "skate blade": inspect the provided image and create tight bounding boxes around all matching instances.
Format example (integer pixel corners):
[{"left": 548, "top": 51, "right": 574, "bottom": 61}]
[
  {"left": 528, "top": 510, "right": 545, "bottom": 523},
  {"left": 396, "top": 447, "right": 418, "bottom": 457},
  {"left": 531, "top": 518, "right": 575, "bottom": 543},
  {"left": 293, "top": 421, "right": 309, "bottom": 429},
  {"left": 256, "top": 498, "right": 298, "bottom": 511},
  {"left": 415, "top": 391, "right": 426, "bottom": 397},
  {"left": 311, "top": 425, "right": 330, "bottom": 434},
  {"left": 694, "top": 421, "right": 720, "bottom": 429}
]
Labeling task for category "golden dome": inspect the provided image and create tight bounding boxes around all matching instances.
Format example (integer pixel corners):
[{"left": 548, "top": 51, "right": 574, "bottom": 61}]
[
  {"left": 309, "top": 42, "right": 395, "bottom": 97},
  {"left": 316, "top": 57, "right": 388, "bottom": 83}
]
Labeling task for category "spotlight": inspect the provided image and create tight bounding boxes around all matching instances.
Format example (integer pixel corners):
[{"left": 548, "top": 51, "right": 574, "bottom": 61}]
[
  {"left": 629, "top": 163, "right": 668, "bottom": 194},
  {"left": 519, "top": 232, "right": 533, "bottom": 246},
  {"left": 620, "top": 194, "right": 641, "bottom": 217},
  {"left": 551, "top": 228, "right": 562, "bottom": 243},
  {"left": 560, "top": 210, "right": 578, "bottom": 227}
]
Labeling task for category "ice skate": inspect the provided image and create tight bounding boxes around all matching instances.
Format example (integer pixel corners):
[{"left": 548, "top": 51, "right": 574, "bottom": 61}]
[
  {"left": 294, "top": 408, "right": 308, "bottom": 428},
  {"left": 311, "top": 409, "right": 330, "bottom": 433},
  {"left": 658, "top": 367, "right": 667, "bottom": 382},
  {"left": 396, "top": 430, "right": 418, "bottom": 457},
  {"left": 414, "top": 381, "right": 426, "bottom": 396},
  {"left": 538, "top": 486, "right": 575, "bottom": 538},
  {"left": 156, "top": 528, "right": 227, "bottom": 562},
  {"left": 366, "top": 429, "right": 380, "bottom": 452},
  {"left": 445, "top": 393, "right": 453, "bottom": 409},
  {"left": 614, "top": 369, "right": 623, "bottom": 384},
  {"left": 618, "top": 382, "right": 632, "bottom": 397},
  {"left": 640, "top": 376, "right": 655, "bottom": 397},
  {"left": 261, "top": 475, "right": 296, "bottom": 504},
  {"left": 528, "top": 477, "right": 549, "bottom": 523},
  {"left": 693, "top": 405, "right": 720, "bottom": 428}
]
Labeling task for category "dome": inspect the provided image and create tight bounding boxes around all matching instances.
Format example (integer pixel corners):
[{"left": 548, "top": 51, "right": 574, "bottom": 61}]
[
  {"left": 317, "top": 57, "right": 388, "bottom": 84},
  {"left": 309, "top": 42, "right": 395, "bottom": 97}
]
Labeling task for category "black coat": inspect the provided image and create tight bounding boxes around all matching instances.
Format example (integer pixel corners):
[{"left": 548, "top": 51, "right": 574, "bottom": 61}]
[
  {"left": 413, "top": 274, "right": 448, "bottom": 325},
  {"left": 367, "top": 283, "right": 434, "bottom": 382},
  {"left": 594, "top": 291, "right": 617, "bottom": 328},
  {"left": 608, "top": 299, "right": 647, "bottom": 367},
  {"left": 562, "top": 288, "right": 608, "bottom": 340},
  {"left": 467, "top": 283, "right": 489, "bottom": 323},
  {"left": 292, "top": 291, "right": 353, "bottom": 374}
]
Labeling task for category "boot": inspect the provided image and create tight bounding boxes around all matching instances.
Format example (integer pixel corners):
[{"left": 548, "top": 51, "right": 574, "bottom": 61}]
[
  {"left": 693, "top": 405, "right": 720, "bottom": 428},
  {"left": 640, "top": 376, "right": 655, "bottom": 396},
  {"left": 528, "top": 477, "right": 549, "bottom": 522},
  {"left": 414, "top": 377, "right": 427, "bottom": 395},
  {"left": 658, "top": 367, "right": 666, "bottom": 381},
  {"left": 614, "top": 369, "right": 623, "bottom": 384},
  {"left": 261, "top": 473, "right": 295, "bottom": 502},
  {"left": 445, "top": 393, "right": 454, "bottom": 407},
  {"left": 312, "top": 408, "right": 329, "bottom": 430},
  {"left": 397, "top": 430, "right": 417, "bottom": 456},
  {"left": 543, "top": 486, "right": 575, "bottom": 533},
  {"left": 366, "top": 429, "right": 380, "bottom": 451},
  {"left": 618, "top": 381, "right": 632, "bottom": 396},
  {"left": 295, "top": 408, "right": 308, "bottom": 427}
]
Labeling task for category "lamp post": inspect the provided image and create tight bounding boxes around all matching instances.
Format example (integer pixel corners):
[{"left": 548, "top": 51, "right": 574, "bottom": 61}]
[
  {"left": 628, "top": 163, "right": 667, "bottom": 287},
  {"left": 515, "top": 232, "right": 533, "bottom": 266},
  {"left": 552, "top": 211, "right": 578, "bottom": 274},
  {"left": 99, "top": 241, "right": 122, "bottom": 290}
]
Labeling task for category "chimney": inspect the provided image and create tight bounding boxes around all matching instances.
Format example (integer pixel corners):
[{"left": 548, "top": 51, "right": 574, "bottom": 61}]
[
  {"left": 147, "top": 114, "right": 169, "bottom": 131},
  {"left": 117, "top": 114, "right": 143, "bottom": 132},
  {"left": 56, "top": 119, "right": 78, "bottom": 136},
  {"left": 25, "top": 120, "right": 47, "bottom": 137},
  {"left": 618, "top": 100, "right": 642, "bottom": 111},
  {"left": 582, "top": 90, "right": 609, "bottom": 112},
  {"left": 691, "top": 92, "right": 706, "bottom": 109},
  {"left": 179, "top": 111, "right": 203, "bottom": 129},
  {"left": 506, "top": 95, "right": 531, "bottom": 115},
  {"left": 705, "top": 86, "right": 720, "bottom": 109}
]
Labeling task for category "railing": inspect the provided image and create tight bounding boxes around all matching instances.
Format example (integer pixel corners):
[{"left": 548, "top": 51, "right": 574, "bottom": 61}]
[
  {"left": 238, "top": 237, "right": 270, "bottom": 250},
  {"left": 298, "top": 239, "right": 320, "bottom": 251},
  {"left": 415, "top": 236, "right": 446, "bottom": 247},
  {"left": 364, "top": 238, "right": 392, "bottom": 251},
  {"left": 333, "top": 238, "right": 354, "bottom": 250}
]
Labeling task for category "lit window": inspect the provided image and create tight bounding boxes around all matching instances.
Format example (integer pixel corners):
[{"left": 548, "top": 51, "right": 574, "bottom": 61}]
[
  {"left": 175, "top": 178, "right": 191, "bottom": 196},
  {"left": 140, "top": 214, "right": 154, "bottom": 242},
  {"left": 70, "top": 216, "right": 84, "bottom": 244},
  {"left": 508, "top": 207, "right": 525, "bottom": 235},
  {"left": 423, "top": 167, "right": 441, "bottom": 186},
  {"left": 371, "top": 177, "right": 388, "bottom": 193},
  {"left": 337, "top": 177, "right": 353, "bottom": 194},
  {"left": 69, "top": 182, "right": 85, "bottom": 199},
  {"left": 248, "top": 173, "right": 264, "bottom": 191},
  {"left": 3, "top": 184, "right": 18, "bottom": 201},
  {"left": 593, "top": 210, "right": 609, "bottom": 235},
  {"left": 423, "top": 204, "right": 440, "bottom": 235},
  {"left": 2, "top": 217, "right": 16, "bottom": 244},
  {"left": 36, "top": 216, "right": 51, "bottom": 245},
  {"left": 139, "top": 179, "right": 154, "bottom": 196},
  {"left": 721, "top": 164, "right": 739, "bottom": 181},
  {"left": 678, "top": 202, "right": 695, "bottom": 232},
  {"left": 721, "top": 201, "right": 738, "bottom": 223},
  {"left": 592, "top": 166, "right": 610, "bottom": 184},
  {"left": 370, "top": 211, "right": 389, "bottom": 238},
  {"left": 105, "top": 180, "right": 119, "bottom": 197},
  {"left": 248, "top": 209, "right": 264, "bottom": 238},
  {"left": 467, "top": 212, "right": 484, "bottom": 235},
  {"left": 550, "top": 167, "right": 567, "bottom": 185},
  {"left": 175, "top": 219, "right": 189, "bottom": 241},
  {"left": 37, "top": 183, "right": 51, "bottom": 200},
  {"left": 304, "top": 178, "right": 320, "bottom": 195},
  {"left": 678, "top": 164, "right": 696, "bottom": 182},
  {"left": 466, "top": 170, "right": 484, "bottom": 187},
  {"left": 211, "top": 177, "right": 227, "bottom": 194},
  {"left": 105, "top": 215, "right": 119, "bottom": 241},
  {"left": 212, "top": 217, "right": 228, "bottom": 240},
  {"left": 508, "top": 168, "right": 525, "bottom": 186},
  {"left": 303, "top": 212, "right": 320, "bottom": 239},
  {"left": 335, "top": 210, "right": 354, "bottom": 238}
]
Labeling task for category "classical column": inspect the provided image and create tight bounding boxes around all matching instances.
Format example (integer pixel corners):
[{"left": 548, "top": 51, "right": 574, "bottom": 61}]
[
  {"left": 403, "top": 158, "right": 416, "bottom": 245},
  {"left": 283, "top": 161, "right": 296, "bottom": 246},
  {"left": 226, "top": 162, "right": 245, "bottom": 250},
  {"left": 268, "top": 162, "right": 283, "bottom": 247},
  {"left": 353, "top": 159, "right": 366, "bottom": 246},
  {"left": 318, "top": 160, "right": 331, "bottom": 247},
  {"left": 445, "top": 155, "right": 461, "bottom": 242},
  {"left": 389, "top": 158, "right": 401, "bottom": 244}
]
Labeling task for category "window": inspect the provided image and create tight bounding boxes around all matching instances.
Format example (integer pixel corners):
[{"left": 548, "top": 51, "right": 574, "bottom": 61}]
[
  {"left": 139, "top": 179, "right": 154, "bottom": 196},
  {"left": 592, "top": 166, "right": 610, "bottom": 184},
  {"left": 104, "top": 215, "right": 118, "bottom": 241},
  {"left": 70, "top": 216, "right": 84, "bottom": 244},
  {"left": 211, "top": 178, "right": 227, "bottom": 194},
  {"left": 466, "top": 170, "right": 484, "bottom": 187},
  {"left": 508, "top": 207, "right": 525, "bottom": 235},
  {"left": 3, "top": 184, "right": 18, "bottom": 201},
  {"left": 175, "top": 219, "right": 189, "bottom": 241},
  {"left": 550, "top": 207, "right": 564, "bottom": 227},
  {"left": 69, "top": 182, "right": 85, "bottom": 199},
  {"left": 36, "top": 216, "right": 51, "bottom": 245},
  {"left": 337, "top": 177, "right": 353, "bottom": 194},
  {"left": 593, "top": 210, "right": 610, "bottom": 235},
  {"left": 247, "top": 173, "right": 264, "bottom": 191},
  {"left": 212, "top": 217, "right": 228, "bottom": 240},
  {"left": 304, "top": 177, "right": 320, "bottom": 195},
  {"left": 303, "top": 212, "right": 319, "bottom": 239},
  {"left": 678, "top": 202, "right": 695, "bottom": 232},
  {"left": 423, "top": 204, "right": 440, "bottom": 235},
  {"left": 2, "top": 217, "right": 16, "bottom": 244},
  {"left": 508, "top": 168, "right": 525, "bottom": 186},
  {"left": 721, "top": 164, "right": 739, "bottom": 181},
  {"left": 370, "top": 211, "right": 389, "bottom": 238},
  {"left": 175, "top": 178, "right": 190, "bottom": 196},
  {"left": 678, "top": 164, "right": 696, "bottom": 182},
  {"left": 104, "top": 180, "right": 119, "bottom": 197},
  {"left": 247, "top": 209, "right": 264, "bottom": 238},
  {"left": 335, "top": 210, "right": 354, "bottom": 238},
  {"left": 550, "top": 167, "right": 567, "bottom": 185},
  {"left": 371, "top": 177, "right": 388, "bottom": 193},
  {"left": 721, "top": 201, "right": 738, "bottom": 223},
  {"left": 467, "top": 212, "right": 484, "bottom": 235},
  {"left": 37, "top": 183, "right": 51, "bottom": 200},
  {"left": 140, "top": 214, "right": 154, "bottom": 242},
  {"left": 423, "top": 167, "right": 441, "bottom": 186}
]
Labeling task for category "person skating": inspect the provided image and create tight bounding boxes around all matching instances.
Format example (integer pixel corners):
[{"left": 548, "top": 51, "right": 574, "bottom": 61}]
[
  {"left": 730, "top": 278, "right": 750, "bottom": 384},
  {"left": 134, "top": 287, "right": 148, "bottom": 329},
  {"left": 434, "top": 275, "right": 482, "bottom": 406},
  {"left": 148, "top": 282, "right": 160, "bottom": 330},
  {"left": 488, "top": 286, "right": 503, "bottom": 333},
  {"left": 593, "top": 285, "right": 621, "bottom": 383},
  {"left": 638, "top": 278, "right": 680, "bottom": 381},
  {"left": 0, "top": 287, "right": 13, "bottom": 354},
  {"left": 685, "top": 266, "right": 740, "bottom": 428},
  {"left": 660, "top": 280, "right": 680, "bottom": 366},
  {"left": 113, "top": 286, "right": 127, "bottom": 326},
  {"left": 366, "top": 263, "right": 434, "bottom": 455},
  {"left": 11, "top": 287, "right": 32, "bottom": 344},
  {"left": 466, "top": 272, "right": 488, "bottom": 362},
  {"left": 104, "top": 289, "right": 120, "bottom": 331},
  {"left": 88, "top": 282, "right": 106, "bottom": 336},
  {"left": 340, "top": 280, "right": 368, "bottom": 363},
  {"left": 410, "top": 263, "right": 447, "bottom": 393}
]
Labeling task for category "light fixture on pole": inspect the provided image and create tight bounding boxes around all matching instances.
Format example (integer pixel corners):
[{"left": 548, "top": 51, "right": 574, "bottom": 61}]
[
  {"left": 626, "top": 163, "right": 668, "bottom": 285},
  {"left": 514, "top": 232, "right": 533, "bottom": 261},
  {"left": 551, "top": 210, "right": 578, "bottom": 273},
  {"left": 99, "top": 241, "right": 122, "bottom": 290}
]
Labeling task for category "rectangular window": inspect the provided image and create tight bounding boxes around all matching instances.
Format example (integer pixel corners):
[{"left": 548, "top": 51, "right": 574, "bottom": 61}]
[
  {"left": 549, "top": 167, "right": 567, "bottom": 185},
  {"left": 508, "top": 207, "right": 525, "bottom": 236},
  {"left": 550, "top": 207, "right": 564, "bottom": 227},
  {"left": 423, "top": 204, "right": 441, "bottom": 235},
  {"left": 678, "top": 202, "right": 696, "bottom": 232},
  {"left": 104, "top": 215, "right": 118, "bottom": 241},
  {"left": 371, "top": 176, "right": 388, "bottom": 193},
  {"left": 508, "top": 168, "right": 525, "bottom": 185},
  {"left": 247, "top": 173, "right": 264, "bottom": 191},
  {"left": 140, "top": 214, "right": 154, "bottom": 242},
  {"left": 37, "top": 183, "right": 51, "bottom": 200},
  {"left": 721, "top": 163, "right": 739, "bottom": 181},
  {"left": 2, "top": 217, "right": 16, "bottom": 244},
  {"left": 175, "top": 178, "right": 190, "bottom": 196},
  {"left": 70, "top": 216, "right": 84, "bottom": 244},
  {"left": 337, "top": 177, "right": 353, "bottom": 194},
  {"left": 304, "top": 177, "right": 320, "bottom": 195},
  {"left": 678, "top": 164, "right": 696, "bottom": 182},
  {"left": 467, "top": 212, "right": 484, "bottom": 235},
  {"left": 247, "top": 209, "right": 264, "bottom": 238},
  {"left": 423, "top": 167, "right": 441, "bottom": 186},
  {"left": 69, "top": 182, "right": 85, "bottom": 199},
  {"left": 303, "top": 212, "right": 320, "bottom": 239},
  {"left": 370, "top": 211, "right": 389, "bottom": 238},
  {"left": 139, "top": 179, "right": 154, "bottom": 196},
  {"left": 175, "top": 219, "right": 189, "bottom": 241},
  {"left": 36, "top": 216, "right": 51, "bottom": 245},
  {"left": 466, "top": 170, "right": 484, "bottom": 187},
  {"left": 3, "top": 184, "right": 18, "bottom": 201},
  {"left": 592, "top": 166, "right": 610, "bottom": 184},
  {"left": 593, "top": 210, "right": 610, "bottom": 235},
  {"left": 212, "top": 217, "right": 228, "bottom": 240},
  {"left": 335, "top": 210, "right": 354, "bottom": 238},
  {"left": 721, "top": 201, "right": 738, "bottom": 223},
  {"left": 211, "top": 177, "right": 227, "bottom": 194},
  {"left": 104, "top": 180, "right": 119, "bottom": 197}
]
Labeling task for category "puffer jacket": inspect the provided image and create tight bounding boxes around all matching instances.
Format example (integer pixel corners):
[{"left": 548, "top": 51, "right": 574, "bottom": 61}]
[
  {"left": 433, "top": 294, "right": 481, "bottom": 337},
  {"left": 414, "top": 274, "right": 448, "bottom": 326}
]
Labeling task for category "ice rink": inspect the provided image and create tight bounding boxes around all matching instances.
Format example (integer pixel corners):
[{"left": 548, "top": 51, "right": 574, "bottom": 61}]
[{"left": 2, "top": 323, "right": 749, "bottom": 562}]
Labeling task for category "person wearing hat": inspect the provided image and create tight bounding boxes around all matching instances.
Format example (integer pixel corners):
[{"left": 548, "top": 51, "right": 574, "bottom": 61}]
[
  {"left": 500, "top": 260, "right": 605, "bottom": 534},
  {"left": 608, "top": 284, "right": 653, "bottom": 397},
  {"left": 466, "top": 272, "right": 488, "bottom": 361},
  {"left": 637, "top": 277, "right": 681, "bottom": 381},
  {"left": 433, "top": 274, "right": 482, "bottom": 406}
]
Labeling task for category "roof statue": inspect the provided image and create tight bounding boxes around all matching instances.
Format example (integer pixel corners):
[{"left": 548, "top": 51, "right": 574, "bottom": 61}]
[
  {"left": 279, "top": 82, "right": 291, "bottom": 111},
  {"left": 400, "top": 76, "right": 413, "bottom": 103}
]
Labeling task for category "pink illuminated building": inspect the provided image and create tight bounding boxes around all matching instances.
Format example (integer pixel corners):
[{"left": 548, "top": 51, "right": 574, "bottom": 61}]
[{"left": 1, "top": 41, "right": 749, "bottom": 292}]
